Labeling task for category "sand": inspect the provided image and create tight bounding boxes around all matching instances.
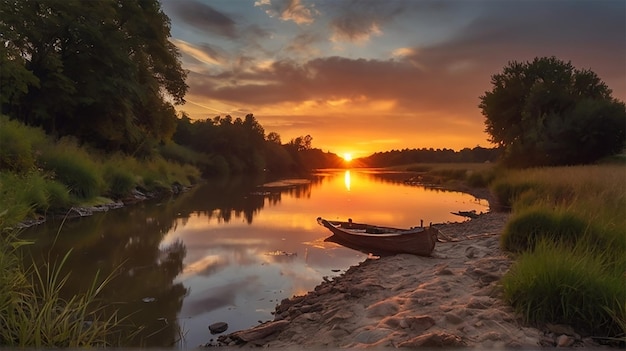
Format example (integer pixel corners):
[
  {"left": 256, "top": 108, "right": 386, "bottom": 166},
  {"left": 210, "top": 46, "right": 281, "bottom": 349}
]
[{"left": 215, "top": 212, "right": 607, "bottom": 349}]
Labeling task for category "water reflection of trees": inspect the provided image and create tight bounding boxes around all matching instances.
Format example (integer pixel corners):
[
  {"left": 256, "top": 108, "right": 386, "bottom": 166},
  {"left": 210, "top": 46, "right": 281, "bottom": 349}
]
[
  {"left": 22, "top": 174, "right": 318, "bottom": 346},
  {"left": 23, "top": 199, "right": 190, "bottom": 346},
  {"left": 176, "top": 175, "right": 313, "bottom": 224}
]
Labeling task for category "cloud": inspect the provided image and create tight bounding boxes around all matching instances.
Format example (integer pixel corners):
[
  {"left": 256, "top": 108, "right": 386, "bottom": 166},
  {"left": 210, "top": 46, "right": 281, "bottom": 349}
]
[
  {"left": 327, "top": 0, "right": 408, "bottom": 43},
  {"left": 167, "top": 0, "right": 238, "bottom": 38},
  {"left": 174, "top": 0, "right": 626, "bottom": 151},
  {"left": 256, "top": 0, "right": 318, "bottom": 25},
  {"left": 171, "top": 38, "right": 225, "bottom": 66},
  {"left": 330, "top": 16, "right": 382, "bottom": 43},
  {"left": 284, "top": 32, "right": 323, "bottom": 56}
]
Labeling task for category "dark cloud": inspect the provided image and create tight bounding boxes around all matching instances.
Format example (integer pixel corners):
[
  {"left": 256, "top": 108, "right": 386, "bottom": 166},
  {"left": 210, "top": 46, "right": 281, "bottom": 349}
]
[{"left": 167, "top": 0, "right": 238, "bottom": 38}]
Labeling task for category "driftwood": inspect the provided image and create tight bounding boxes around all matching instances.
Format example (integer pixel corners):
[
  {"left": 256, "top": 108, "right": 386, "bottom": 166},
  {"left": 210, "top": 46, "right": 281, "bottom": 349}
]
[{"left": 230, "top": 320, "right": 289, "bottom": 342}]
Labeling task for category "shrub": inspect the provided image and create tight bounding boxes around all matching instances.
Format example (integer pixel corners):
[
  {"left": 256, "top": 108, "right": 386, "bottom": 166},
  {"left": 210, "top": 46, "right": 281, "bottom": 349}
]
[
  {"left": 0, "top": 173, "right": 55, "bottom": 227},
  {"left": 44, "top": 180, "right": 71, "bottom": 211},
  {"left": 104, "top": 166, "right": 136, "bottom": 199},
  {"left": 0, "top": 116, "right": 47, "bottom": 173},
  {"left": 158, "top": 141, "right": 204, "bottom": 166},
  {"left": 502, "top": 240, "right": 626, "bottom": 337},
  {"left": 41, "top": 145, "right": 103, "bottom": 200}
]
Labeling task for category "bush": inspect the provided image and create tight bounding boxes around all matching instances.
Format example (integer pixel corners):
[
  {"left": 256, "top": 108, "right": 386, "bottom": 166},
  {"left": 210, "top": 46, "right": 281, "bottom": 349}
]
[
  {"left": 502, "top": 240, "right": 625, "bottom": 336},
  {"left": 44, "top": 179, "right": 71, "bottom": 211},
  {"left": 0, "top": 173, "right": 61, "bottom": 226},
  {"left": 158, "top": 141, "right": 205, "bottom": 166},
  {"left": 41, "top": 145, "right": 103, "bottom": 200},
  {"left": 0, "top": 116, "right": 47, "bottom": 173},
  {"left": 104, "top": 166, "right": 136, "bottom": 199}
]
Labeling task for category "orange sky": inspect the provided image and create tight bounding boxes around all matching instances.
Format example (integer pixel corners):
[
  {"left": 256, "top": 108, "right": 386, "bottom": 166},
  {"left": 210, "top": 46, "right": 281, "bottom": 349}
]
[{"left": 163, "top": 0, "right": 626, "bottom": 158}]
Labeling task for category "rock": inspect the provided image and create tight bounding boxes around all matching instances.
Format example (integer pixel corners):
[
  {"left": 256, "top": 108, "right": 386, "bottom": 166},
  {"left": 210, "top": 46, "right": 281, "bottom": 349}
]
[
  {"left": 546, "top": 323, "right": 579, "bottom": 338},
  {"left": 209, "top": 322, "right": 228, "bottom": 334},
  {"left": 556, "top": 334, "right": 575, "bottom": 347},
  {"left": 229, "top": 320, "right": 289, "bottom": 342}
]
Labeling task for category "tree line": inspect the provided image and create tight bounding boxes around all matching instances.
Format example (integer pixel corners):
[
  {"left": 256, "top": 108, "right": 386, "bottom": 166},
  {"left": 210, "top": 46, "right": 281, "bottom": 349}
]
[
  {"left": 361, "top": 146, "right": 501, "bottom": 167},
  {"left": 170, "top": 113, "right": 320, "bottom": 176}
]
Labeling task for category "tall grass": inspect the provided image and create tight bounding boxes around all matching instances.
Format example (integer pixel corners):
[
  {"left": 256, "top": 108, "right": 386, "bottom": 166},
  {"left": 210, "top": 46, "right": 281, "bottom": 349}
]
[
  {"left": 0, "top": 117, "right": 202, "bottom": 225},
  {"left": 0, "top": 115, "right": 48, "bottom": 173},
  {"left": 495, "top": 165, "right": 626, "bottom": 339},
  {"left": 40, "top": 139, "right": 103, "bottom": 200},
  {"left": 0, "top": 231, "right": 123, "bottom": 347},
  {"left": 0, "top": 173, "right": 71, "bottom": 227},
  {"left": 502, "top": 239, "right": 625, "bottom": 336}
]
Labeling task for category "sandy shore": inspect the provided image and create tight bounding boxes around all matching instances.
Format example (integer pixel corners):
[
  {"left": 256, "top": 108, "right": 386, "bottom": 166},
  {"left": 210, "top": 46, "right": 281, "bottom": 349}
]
[{"left": 214, "top": 212, "right": 607, "bottom": 349}]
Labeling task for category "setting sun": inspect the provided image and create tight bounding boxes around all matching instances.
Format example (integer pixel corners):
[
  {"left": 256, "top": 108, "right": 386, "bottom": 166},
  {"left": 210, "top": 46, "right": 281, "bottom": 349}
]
[{"left": 342, "top": 153, "right": 353, "bottom": 162}]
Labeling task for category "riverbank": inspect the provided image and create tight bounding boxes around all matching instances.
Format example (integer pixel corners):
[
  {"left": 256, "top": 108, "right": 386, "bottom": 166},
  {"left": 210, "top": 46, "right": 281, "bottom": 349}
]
[{"left": 213, "top": 211, "right": 607, "bottom": 348}]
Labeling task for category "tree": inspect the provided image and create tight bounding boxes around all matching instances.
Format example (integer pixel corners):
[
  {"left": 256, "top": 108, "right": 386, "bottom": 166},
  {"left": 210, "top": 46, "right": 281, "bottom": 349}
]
[
  {"left": 0, "top": 0, "right": 188, "bottom": 152},
  {"left": 288, "top": 135, "right": 313, "bottom": 151},
  {"left": 479, "top": 56, "right": 625, "bottom": 167}
]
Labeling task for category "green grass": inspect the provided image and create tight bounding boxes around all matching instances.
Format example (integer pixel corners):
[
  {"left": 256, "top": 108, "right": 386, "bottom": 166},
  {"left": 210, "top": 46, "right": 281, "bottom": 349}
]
[
  {"left": 502, "top": 240, "right": 625, "bottom": 337},
  {"left": 495, "top": 165, "right": 626, "bottom": 340},
  {"left": 0, "top": 232, "right": 123, "bottom": 347},
  {"left": 0, "top": 119, "right": 202, "bottom": 226},
  {"left": 0, "top": 115, "right": 48, "bottom": 174},
  {"left": 40, "top": 140, "right": 103, "bottom": 200}
]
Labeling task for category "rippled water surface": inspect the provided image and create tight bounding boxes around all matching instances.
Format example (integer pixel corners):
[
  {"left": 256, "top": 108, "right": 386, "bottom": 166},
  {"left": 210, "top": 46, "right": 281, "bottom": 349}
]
[{"left": 23, "top": 169, "right": 488, "bottom": 347}]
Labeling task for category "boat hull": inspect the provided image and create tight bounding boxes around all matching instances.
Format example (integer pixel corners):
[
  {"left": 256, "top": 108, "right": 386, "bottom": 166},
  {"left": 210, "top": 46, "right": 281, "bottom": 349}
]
[{"left": 318, "top": 218, "right": 438, "bottom": 256}]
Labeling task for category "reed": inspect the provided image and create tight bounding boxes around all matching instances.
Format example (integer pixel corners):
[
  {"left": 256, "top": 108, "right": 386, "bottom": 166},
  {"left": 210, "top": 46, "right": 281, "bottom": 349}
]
[
  {"left": 496, "top": 165, "right": 626, "bottom": 339},
  {"left": 0, "top": 244, "right": 122, "bottom": 347}
]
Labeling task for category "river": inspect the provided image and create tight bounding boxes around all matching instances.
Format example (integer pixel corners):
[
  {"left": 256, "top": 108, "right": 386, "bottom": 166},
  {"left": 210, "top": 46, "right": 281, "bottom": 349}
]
[{"left": 22, "top": 168, "right": 488, "bottom": 347}]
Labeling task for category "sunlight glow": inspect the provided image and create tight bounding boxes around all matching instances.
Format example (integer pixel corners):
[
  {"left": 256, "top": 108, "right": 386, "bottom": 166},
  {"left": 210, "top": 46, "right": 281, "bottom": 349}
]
[
  {"left": 343, "top": 153, "right": 353, "bottom": 162},
  {"left": 344, "top": 170, "right": 351, "bottom": 191}
]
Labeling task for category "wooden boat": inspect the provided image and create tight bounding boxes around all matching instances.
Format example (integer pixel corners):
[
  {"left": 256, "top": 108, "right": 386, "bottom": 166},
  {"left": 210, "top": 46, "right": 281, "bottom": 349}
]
[{"left": 317, "top": 217, "right": 438, "bottom": 256}]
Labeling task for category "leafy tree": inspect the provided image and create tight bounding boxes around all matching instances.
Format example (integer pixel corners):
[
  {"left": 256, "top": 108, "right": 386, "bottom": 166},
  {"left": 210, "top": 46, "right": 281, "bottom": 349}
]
[
  {"left": 0, "top": 0, "right": 187, "bottom": 152},
  {"left": 266, "top": 132, "right": 282, "bottom": 144},
  {"left": 480, "top": 56, "right": 625, "bottom": 167},
  {"left": 288, "top": 135, "right": 313, "bottom": 151}
]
